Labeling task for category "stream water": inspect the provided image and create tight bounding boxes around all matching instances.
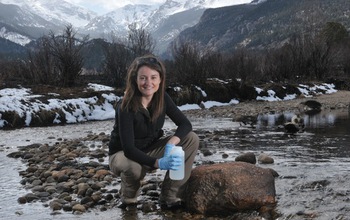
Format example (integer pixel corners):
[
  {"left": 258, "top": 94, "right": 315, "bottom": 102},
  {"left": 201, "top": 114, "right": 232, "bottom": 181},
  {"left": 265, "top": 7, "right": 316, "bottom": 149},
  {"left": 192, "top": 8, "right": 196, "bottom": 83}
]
[{"left": 0, "top": 109, "right": 349, "bottom": 220}]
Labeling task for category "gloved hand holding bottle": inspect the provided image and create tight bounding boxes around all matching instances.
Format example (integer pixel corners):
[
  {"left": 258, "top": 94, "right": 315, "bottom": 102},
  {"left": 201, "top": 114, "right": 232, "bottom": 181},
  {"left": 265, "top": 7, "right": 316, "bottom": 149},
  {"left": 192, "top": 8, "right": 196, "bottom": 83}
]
[{"left": 158, "top": 154, "right": 182, "bottom": 170}]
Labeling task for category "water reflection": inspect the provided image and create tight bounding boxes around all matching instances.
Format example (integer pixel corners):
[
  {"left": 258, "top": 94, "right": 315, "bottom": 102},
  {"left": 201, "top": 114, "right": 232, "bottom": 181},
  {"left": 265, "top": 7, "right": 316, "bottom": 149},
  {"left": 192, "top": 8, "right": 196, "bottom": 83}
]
[
  {"left": 256, "top": 109, "right": 349, "bottom": 129},
  {"left": 254, "top": 109, "right": 350, "bottom": 159}
]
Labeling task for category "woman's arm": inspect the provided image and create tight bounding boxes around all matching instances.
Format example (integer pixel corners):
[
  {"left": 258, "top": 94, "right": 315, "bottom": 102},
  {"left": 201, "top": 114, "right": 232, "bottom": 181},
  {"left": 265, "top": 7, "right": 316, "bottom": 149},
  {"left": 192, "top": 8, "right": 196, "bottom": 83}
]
[{"left": 164, "top": 93, "right": 192, "bottom": 140}]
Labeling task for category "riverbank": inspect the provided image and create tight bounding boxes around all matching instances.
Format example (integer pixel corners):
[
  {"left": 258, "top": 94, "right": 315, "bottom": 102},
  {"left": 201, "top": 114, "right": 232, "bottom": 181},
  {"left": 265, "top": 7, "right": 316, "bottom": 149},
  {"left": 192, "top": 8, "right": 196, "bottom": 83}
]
[
  {"left": 1, "top": 82, "right": 345, "bottom": 129},
  {"left": 183, "top": 90, "right": 350, "bottom": 120}
]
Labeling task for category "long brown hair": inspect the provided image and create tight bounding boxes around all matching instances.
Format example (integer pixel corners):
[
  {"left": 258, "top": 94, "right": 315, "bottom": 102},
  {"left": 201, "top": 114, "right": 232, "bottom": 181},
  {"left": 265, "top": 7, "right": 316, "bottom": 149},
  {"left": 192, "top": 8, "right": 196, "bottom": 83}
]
[{"left": 121, "top": 54, "right": 166, "bottom": 122}]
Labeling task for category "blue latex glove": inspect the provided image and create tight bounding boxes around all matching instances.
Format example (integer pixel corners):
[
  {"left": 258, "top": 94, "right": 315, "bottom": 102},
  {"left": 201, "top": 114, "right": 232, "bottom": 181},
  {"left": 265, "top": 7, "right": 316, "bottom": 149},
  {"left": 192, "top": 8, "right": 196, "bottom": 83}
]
[
  {"left": 163, "top": 143, "right": 174, "bottom": 157},
  {"left": 158, "top": 155, "right": 182, "bottom": 170}
]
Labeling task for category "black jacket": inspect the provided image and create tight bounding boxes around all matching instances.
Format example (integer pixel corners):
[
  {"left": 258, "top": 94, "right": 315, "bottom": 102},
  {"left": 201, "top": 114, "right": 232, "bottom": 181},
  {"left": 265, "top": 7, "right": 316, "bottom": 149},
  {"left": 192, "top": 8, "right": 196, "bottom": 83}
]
[{"left": 108, "top": 93, "right": 192, "bottom": 167}]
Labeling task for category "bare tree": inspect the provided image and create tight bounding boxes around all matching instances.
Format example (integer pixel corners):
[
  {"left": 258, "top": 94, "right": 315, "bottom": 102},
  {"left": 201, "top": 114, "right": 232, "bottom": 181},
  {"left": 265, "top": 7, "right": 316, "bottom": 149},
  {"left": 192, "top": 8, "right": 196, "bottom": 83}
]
[
  {"left": 48, "top": 25, "right": 88, "bottom": 87},
  {"left": 25, "top": 25, "right": 88, "bottom": 87},
  {"left": 127, "top": 23, "right": 155, "bottom": 58},
  {"left": 27, "top": 36, "right": 56, "bottom": 84},
  {"left": 0, "top": 59, "right": 26, "bottom": 85},
  {"left": 226, "top": 49, "right": 260, "bottom": 85},
  {"left": 171, "top": 40, "right": 209, "bottom": 85},
  {"left": 202, "top": 50, "right": 226, "bottom": 80},
  {"left": 103, "top": 38, "right": 132, "bottom": 87}
]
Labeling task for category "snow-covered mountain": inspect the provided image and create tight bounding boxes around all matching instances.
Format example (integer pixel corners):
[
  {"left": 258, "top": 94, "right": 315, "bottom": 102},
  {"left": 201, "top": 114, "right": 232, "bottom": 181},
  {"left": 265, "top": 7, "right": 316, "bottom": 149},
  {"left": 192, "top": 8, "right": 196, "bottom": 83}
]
[
  {"left": 82, "top": 0, "right": 252, "bottom": 52},
  {"left": 0, "top": 0, "right": 96, "bottom": 27},
  {"left": 0, "top": 0, "right": 253, "bottom": 53},
  {"left": 82, "top": 4, "right": 160, "bottom": 39}
]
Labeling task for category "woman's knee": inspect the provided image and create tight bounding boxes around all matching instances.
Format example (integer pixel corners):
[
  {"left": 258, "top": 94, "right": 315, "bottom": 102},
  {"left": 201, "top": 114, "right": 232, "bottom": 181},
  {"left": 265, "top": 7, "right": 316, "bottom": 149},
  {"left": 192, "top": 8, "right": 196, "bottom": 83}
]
[
  {"left": 182, "top": 131, "right": 199, "bottom": 151},
  {"left": 109, "top": 151, "right": 143, "bottom": 178},
  {"left": 188, "top": 131, "right": 199, "bottom": 146}
]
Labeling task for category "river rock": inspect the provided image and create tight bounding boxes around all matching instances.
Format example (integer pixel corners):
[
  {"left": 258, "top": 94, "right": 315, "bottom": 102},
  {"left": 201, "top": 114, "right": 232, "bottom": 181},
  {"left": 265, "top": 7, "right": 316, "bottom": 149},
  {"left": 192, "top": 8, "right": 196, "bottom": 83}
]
[
  {"left": 258, "top": 153, "right": 274, "bottom": 164},
  {"left": 77, "top": 183, "right": 90, "bottom": 196},
  {"left": 72, "top": 204, "right": 86, "bottom": 213},
  {"left": 184, "top": 162, "right": 276, "bottom": 215},
  {"left": 235, "top": 152, "right": 257, "bottom": 164}
]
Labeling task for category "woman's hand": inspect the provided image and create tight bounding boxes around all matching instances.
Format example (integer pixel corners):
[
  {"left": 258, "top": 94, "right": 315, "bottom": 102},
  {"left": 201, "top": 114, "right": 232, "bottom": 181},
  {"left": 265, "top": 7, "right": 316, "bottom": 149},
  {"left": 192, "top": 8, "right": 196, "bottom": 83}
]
[{"left": 158, "top": 155, "right": 182, "bottom": 170}]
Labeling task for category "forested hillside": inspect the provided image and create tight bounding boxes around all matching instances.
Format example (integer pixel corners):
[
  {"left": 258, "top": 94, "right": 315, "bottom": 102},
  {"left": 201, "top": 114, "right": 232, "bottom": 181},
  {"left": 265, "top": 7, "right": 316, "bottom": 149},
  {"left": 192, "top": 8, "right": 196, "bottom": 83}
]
[{"left": 174, "top": 0, "right": 350, "bottom": 52}]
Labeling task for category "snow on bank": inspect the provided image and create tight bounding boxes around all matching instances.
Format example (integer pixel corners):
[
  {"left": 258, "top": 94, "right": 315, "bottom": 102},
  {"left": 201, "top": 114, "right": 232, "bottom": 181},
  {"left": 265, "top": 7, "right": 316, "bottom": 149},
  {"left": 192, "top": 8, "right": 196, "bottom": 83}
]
[{"left": 0, "top": 83, "right": 337, "bottom": 128}]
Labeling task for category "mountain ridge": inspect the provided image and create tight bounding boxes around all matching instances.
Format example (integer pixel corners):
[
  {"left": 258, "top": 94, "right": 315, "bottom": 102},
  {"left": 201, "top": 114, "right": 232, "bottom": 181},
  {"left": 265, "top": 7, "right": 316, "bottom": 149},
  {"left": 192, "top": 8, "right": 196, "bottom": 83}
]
[
  {"left": 174, "top": 0, "right": 350, "bottom": 52},
  {"left": 0, "top": 0, "right": 250, "bottom": 52}
]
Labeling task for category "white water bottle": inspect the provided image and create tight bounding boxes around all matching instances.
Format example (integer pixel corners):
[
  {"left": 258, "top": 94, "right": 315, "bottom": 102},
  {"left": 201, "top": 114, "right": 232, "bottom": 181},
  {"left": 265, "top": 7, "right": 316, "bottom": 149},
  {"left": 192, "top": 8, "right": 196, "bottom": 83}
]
[{"left": 169, "top": 146, "right": 185, "bottom": 180}]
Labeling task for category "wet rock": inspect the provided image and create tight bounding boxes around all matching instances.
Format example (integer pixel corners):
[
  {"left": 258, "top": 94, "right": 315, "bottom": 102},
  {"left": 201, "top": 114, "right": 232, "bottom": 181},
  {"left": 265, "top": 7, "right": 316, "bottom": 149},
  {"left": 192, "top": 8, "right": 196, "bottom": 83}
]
[
  {"left": 44, "top": 185, "right": 57, "bottom": 194},
  {"left": 24, "top": 193, "right": 39, "bottom": 202},
  {"left": 146, "top": 190, "right": 160, "bottom": 197},
  {"left": 80, "top": 196, "right": 93, "bottom": 205},
  {"left": 142, "top": 202, "right": 157, "bottom": 213},
  {"left": 15, "top": 211, "right": 24, "bottom": 216},
  {"left": 91, "top": 193, "right": 102, "bottom": 202},
  {"left": 222, "top": 153, "right": 229, "bottom": 159},
  {"left": 57, "top": 175, "right": 70, "bottom": 183},
  {"left": 184, "top": 162, "right": 276, "bottom": 215},
  {"left": 266, "top": 168, "right": 279, "bottom": 177},
  {"left": 201, "top": 149, "right": 213, "bottom": 156},
  {"left": 72, "top": 204, "right": 86, "bottom": 213},
  {"left": 90, "top": 182, "right": 103, "bottom": 191},
  {"left": 142, "top": 183, "right": 157, "bottom": 192},
  {"left": 93, "top": 169, "right": 110, "bottom": 180},
  {"left": 49, "top": 200, "right": 63, "bottom": 211},
  {"left": 104, "top": 193, "right": 114, "bottom": 201},
  {"left": 258, "top": 153, "right": 274, "bottom": 164},
  {"left": 52, "top": 170, "right": 67, "bottom": 181},
  {"left": 77, "top": 183, "right": 89, "bottom": 196},
  {"left": 301, "top": 180, "right": 330, "bottom": 190},
  {"left": 23, "top": 153, "right": 34, "bottom": 159},
  {"left": 17, "top": 196, "right": 27, "bottom": 204},
  {"left": 62, "top": 204, "right": 73, "bottom": 211},
  {"left": 32, "top": 180, "right": 44, "bottom": 187},
  {"left": 235, "top": 152, "right": 257, "bottom": 164},
  {"left": 7, "top": 151, "right": 24, "bottom": 158}
]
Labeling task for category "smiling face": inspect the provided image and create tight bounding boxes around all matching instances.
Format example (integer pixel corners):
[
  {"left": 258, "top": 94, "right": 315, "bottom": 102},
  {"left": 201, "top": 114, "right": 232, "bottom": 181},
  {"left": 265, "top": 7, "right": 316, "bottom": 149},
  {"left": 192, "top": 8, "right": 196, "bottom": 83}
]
[{"left": 136, "top": 66, "right": 161, "bottom": 100}]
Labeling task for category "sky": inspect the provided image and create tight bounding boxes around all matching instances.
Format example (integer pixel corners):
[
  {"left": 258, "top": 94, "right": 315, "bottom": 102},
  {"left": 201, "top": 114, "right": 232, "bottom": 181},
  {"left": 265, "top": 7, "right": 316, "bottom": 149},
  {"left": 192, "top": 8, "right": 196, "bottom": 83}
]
[
  {"left": 65, "top": 0, "right": 253, "bottom": 15},
  {"left": 0, "top": 82, "right": 337, "bottom": 128}
]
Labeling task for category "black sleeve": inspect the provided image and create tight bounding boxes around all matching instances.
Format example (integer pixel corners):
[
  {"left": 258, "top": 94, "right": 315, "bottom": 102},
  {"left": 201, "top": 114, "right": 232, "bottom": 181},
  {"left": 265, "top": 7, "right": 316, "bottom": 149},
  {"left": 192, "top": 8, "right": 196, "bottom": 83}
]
[
  {"left": 165, "top": 93, "right": 192, "bottom": 139},
  {"left": 108, "top": 103, "right": 122, "bottom": 155}
]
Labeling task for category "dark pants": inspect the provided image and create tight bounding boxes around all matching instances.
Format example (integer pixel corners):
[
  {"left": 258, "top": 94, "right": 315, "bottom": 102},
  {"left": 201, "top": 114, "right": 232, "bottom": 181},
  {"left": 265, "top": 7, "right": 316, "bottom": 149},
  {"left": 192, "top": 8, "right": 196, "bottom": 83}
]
[{"left": 109, "top": 131, "right": 199, "bottom": 204}]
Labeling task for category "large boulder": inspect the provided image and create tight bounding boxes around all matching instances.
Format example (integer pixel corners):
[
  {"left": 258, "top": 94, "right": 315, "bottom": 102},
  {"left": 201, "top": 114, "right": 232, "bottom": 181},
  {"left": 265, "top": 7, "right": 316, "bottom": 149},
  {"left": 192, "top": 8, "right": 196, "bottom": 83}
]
[{"left": 184, "top": 162, "right": 276, "bottom": 215}]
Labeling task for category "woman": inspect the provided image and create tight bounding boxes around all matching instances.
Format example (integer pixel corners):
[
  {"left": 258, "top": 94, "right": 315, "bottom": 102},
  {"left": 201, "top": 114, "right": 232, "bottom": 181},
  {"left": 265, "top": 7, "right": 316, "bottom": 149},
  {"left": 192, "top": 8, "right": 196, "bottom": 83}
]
[{"left": 108, "top": 54, "right": 199, "bottom": 210}]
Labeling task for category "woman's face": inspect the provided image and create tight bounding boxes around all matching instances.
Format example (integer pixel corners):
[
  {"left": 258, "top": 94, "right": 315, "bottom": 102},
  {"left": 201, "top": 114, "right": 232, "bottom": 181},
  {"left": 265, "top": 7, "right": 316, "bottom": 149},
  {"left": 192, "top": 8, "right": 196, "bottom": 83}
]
[{"left": 136, "top": 66, "right": 161, "bottom": 99}]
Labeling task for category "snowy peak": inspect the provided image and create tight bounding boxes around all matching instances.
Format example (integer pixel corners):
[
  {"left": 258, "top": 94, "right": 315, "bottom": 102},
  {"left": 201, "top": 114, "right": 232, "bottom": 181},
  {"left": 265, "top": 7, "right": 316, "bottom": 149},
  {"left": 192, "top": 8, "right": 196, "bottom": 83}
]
[
  {"left": 160, "top": 0, "right": 249, "bottom": 14},
  {"left": 82, "top": 4, "right": 159, "bottom": 38},
  {"left": 106, "top": 4, "right": 158, "bottom": 27},
  {"left": 0, "top": 0, "right": 96, "bottom": 27}
]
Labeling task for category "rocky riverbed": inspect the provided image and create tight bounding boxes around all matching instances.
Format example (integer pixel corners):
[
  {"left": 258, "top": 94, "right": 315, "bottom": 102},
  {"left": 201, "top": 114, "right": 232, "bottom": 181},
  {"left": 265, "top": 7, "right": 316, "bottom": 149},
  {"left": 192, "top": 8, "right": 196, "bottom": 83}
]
[{"left": 1, "top": 90, "right": 350, "bottom": 220}]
